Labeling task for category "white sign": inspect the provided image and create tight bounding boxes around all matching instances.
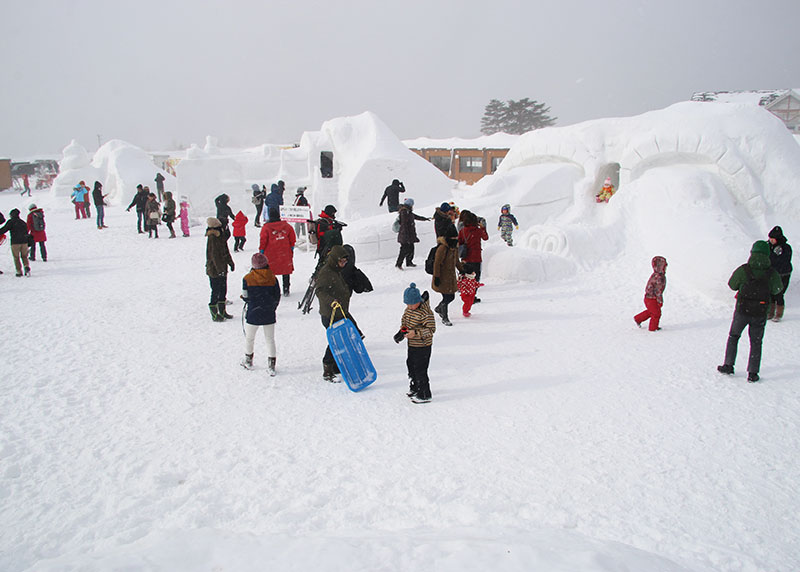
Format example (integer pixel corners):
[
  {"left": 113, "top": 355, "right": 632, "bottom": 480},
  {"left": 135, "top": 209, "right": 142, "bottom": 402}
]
[{"left": 280, "top": 205, "right": 312, "bottom": 223}]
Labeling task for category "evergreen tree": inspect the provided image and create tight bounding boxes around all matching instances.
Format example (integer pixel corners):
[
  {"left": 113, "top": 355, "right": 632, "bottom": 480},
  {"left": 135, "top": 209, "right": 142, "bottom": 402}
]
[{"left": 480, "top": 98, "right": 556, "bottom": 135}]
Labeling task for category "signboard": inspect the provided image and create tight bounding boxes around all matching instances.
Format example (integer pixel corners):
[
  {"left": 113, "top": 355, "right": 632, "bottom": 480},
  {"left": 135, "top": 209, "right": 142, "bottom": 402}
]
[{"left": 280, "top": 205, "right": 312, "bottom": 223}]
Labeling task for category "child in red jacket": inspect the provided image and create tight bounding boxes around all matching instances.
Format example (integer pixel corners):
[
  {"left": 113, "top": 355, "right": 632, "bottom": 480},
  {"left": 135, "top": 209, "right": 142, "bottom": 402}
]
[
  {"left": 457, "top": 272, "right": 484, "bottom": 318},
  {"left": 634, "top": 256, "right": 668, "bottom": 331},
  {"left": 232, "top": 211, "right": 249, "bottom": 252}
]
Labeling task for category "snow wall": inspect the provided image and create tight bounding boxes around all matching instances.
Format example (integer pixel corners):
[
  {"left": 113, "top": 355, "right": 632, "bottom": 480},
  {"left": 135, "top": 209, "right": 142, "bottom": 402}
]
[{"left": 175, "top": 112, "right": 454, "bottom": 222}]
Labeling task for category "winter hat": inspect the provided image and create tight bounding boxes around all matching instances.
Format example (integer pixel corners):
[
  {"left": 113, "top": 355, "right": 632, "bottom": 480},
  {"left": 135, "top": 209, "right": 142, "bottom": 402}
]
[
  {"left": 439, "top": 202, "right": 451, "bottom": 212},
  {"left": 604, "top": 177, "right": 612, "bottom": 186},
  {"left": 768, "top": 226, "right": 784, "bottom": 241},
  {"left": 751, "top": 240, "right": 770, "bottom": 256},
  {"left": 29, "top": 204, "right": 37, "bottom": 211},
  {"left": 403, "top": 282, "right": 422, "bottom": 305},
  {"left": 296, "top": 187, "right": 306, "bottom": 195},
  {"left": 268, "top": 208, "right": 281, "bottom": 222},
  {"left": 251, "top": 252, "right": 269, "bottom": 269},
  {"left": 206, "top": 217, "right": 222, "bottom": 228},
  {"left": 251, "top": 183, "right": 260, "bottom": 193},
  {"left": 501, "top": 204, "right": 510, "bottom": 212},
  {"left": 404, "top": 198, "right": 414, "bottom": 207},
  {"left": 323, "top": 204, "right": 337, "bottom": 217}
]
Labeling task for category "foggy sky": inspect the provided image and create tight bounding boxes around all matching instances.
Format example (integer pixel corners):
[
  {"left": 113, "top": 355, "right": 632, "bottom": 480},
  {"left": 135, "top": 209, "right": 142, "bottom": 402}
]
[{"left": 2, "top": 0, "right": 798, "bottom": 158}]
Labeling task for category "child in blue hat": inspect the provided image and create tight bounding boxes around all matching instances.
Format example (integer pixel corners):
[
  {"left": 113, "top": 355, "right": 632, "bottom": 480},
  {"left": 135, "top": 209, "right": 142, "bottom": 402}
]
[{"left": 399, "top": 282, "right": 436, "bottom": 403}]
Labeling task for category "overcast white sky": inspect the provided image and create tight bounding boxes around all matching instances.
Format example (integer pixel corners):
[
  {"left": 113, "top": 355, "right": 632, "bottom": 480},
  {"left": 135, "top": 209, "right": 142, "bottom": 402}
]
[{"left": 2, "top": 0, "right": 798, "bottom": 158}]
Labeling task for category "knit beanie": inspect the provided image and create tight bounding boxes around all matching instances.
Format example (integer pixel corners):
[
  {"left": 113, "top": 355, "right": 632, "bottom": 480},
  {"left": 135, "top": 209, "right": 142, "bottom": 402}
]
[
  {"left": 403, "top": 282, "right": 422, "bottom": 305},
  {"left": 251, "top": 252, "right": 269, "bottom": 269},
  {"left": 439, "top": 202, "right": 451, "bottom": 213},
  {"left": 768, "top": 226, "right": 784, "bottom": 241},
  {"left": 404, "top": 198, "right": 414, "bottom": 207},
  {"left": 751, "top": 240, "right": 770, "bottom": 256},
  {"left": 29, "top": 204, "right": 37, "bottom": 211}
]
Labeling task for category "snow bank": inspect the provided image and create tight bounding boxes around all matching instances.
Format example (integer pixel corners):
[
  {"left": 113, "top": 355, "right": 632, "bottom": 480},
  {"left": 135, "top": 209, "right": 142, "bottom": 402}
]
[{"left": 51, "top": 140, "right": 174, "bottom": 205}]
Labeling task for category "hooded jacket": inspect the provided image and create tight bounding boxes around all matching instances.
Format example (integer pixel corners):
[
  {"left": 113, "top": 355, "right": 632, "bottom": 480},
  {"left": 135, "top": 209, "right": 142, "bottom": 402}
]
[
  {"left": 206, "top": 224, "right": 234, "bottom": 277},
  {"left": 728, "top": 241, "right": 783, "bottom": 301},
  {"left": 265, "top": 184, "right": 284, "bottom": 212},
  {"left": 0, "top": 210, "right": 29, "bottom": 244},
  {"left": 26, "top": 208, "right": 47, "bottom": 242},
  {"left": 643, "top": 256, "right": 668, "bottom": 304},
  {"left": 163, "top": 191, "right": 176, "bottom": 219},
  {"left": 232, "top": 211, "right": 249, "bottom": 237},
  {"left": 433, "top": 208, "right": 453, "bottom": 238},
  {"left": 396, "top": 203, "right": 427, "bottom": 244},
  {"left": 315, "top": 244, "right": 351, "bottom": 319},
  {"left": 259, "top": 219, "right": 296, "bottom": 275}
]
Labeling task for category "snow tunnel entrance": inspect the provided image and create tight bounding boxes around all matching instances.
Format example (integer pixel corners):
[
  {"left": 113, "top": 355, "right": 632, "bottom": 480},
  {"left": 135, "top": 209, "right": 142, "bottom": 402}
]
[{"left": 320, "top": 152, "right": 334, "bottom": 178}]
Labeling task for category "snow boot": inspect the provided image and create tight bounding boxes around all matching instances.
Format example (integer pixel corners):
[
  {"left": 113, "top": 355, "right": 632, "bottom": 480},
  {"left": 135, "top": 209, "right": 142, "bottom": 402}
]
[
  {"left": 268, "top": 357, "right": 277, "bottom": 376},
  {"left": 410, "top": 394, "right": 431, "bottom": 404},
  {"left": 438, "top": 304, "right": 452, "bottom": 326},
  {"left": 773, "top": 305, "right": 784, "bottom": 322},
  {"left": 217, "top": 302, "right": 234, "bottom": 320},
  {"left": 747, "top": 372, "right": 760, "bottom": 382},
  {"left": 323, "top": 361, "right": 339, "bottom": 383},
  {"left": 767, "top": 302, "right": 776, "bottom": 320},
  {"left": 24, "top": 266, "right": 30, "bottom": 276},
  {"left": 241, "top": 353, "right": 254, "bottom": 370},
  {"left": 209, "top": 304, "right": 224, "bottom": 322},
  {"left": 717, "top": 364, "right": 734, "bottom": 375}
]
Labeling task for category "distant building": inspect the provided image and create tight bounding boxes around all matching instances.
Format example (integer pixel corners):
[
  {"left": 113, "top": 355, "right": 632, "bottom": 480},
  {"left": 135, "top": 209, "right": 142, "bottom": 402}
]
[
  {"left": 404, "top": 133, "right": 519, "bottom": 185},
  {"left": 691, "top": 89, "right": 800, "bottom": 132}
]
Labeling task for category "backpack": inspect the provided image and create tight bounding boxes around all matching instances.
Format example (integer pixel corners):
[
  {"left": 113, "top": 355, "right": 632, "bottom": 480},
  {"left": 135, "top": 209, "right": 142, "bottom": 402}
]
[
  {"left": 424, "top": 245, "right": 439, "bottom": 275},
  {"left": 737, "top": 265, "right": 771, "bottom": 317},
  {"left": 31, "top": 210, "right": 45, "bottom": 232}
]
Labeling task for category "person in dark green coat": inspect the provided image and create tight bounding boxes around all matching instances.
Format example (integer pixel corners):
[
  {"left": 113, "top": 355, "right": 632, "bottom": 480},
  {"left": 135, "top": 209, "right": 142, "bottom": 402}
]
[
  {"left": 717, "top": 240, "right": 783, "bottom": 382},
  {"left": 315, "top": 245, "right": 353, "bottom": 382}
]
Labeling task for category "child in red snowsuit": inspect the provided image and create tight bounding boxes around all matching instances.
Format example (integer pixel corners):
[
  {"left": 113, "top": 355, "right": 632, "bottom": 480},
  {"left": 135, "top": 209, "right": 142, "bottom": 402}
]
[
  {"left": 457, "top": 272, "right": 484, "bottom": 318},
  {"left": 634, "top": 256, "right": 667, "bottom": 331},
  {"left": 232, "top": 211, "right": 249, "bottom": 252}
]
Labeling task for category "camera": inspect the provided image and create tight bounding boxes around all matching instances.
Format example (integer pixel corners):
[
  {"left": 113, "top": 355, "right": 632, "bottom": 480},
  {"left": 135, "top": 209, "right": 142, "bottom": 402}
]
[{"left": 393, "top": 327, "right": 408, "bottom": 343}]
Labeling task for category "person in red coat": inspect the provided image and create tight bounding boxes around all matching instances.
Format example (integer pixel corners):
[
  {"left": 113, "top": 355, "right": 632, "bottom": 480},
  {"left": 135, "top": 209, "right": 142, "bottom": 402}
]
[
  {"left": 259, "top": 208, "right": 297, "bottom": 296},
  {"left": 232, "top": 211, "right": 249, "bottom": 252},
  {"left": 26, "top": 204, "right": 48, "bottom": 262},
  {"left": 457, "top": 210, "right": 488, "bottom": 300}
]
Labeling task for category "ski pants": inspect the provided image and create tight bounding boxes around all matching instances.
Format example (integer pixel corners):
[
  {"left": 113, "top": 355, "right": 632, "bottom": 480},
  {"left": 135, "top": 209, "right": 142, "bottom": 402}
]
[
  {"left": 407, "top": 345, "right": 432, "bottom": 400},
  {"left": 634, "top": 297, "right": 662, "bottom": 331},
  {"left": 209, "top": 274, "right": 228, "bottom": 305},
  {"left": 244, "top": 322, "right": 276, "bottom": 358},
  {"left": 74, "top": 202, "right": 87, "bottom": 219},
  {"left": 461, "top": 292, "right": 476, "bottom": 315},
  {"left": 723, "top": 310, "right": 767, "bottom": 374},
  {"left": 29, "top": 241, "right": 47, "bottom": 261},
  {"left": 396, "top": 243, "right": 415, "bottom": 267}
]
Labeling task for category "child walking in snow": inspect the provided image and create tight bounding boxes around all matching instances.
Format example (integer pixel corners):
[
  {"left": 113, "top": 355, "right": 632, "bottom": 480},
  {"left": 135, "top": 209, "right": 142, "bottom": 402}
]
[
  {"left": 232, "top": 210, "right": 248, "bottom": 251},
  {"left": 241, "top": 252, "right": 281, "bottom": 376},
  {"left": 457, "top": 272, "right": 484, "bottom": 318},
  {"left": 497, "top": 204, "right": 519, "bottom": 246},
  {"left": 178, "top": 195, "right": 191, "bottom": 237},
  {"left": 399, "top": 282, "right": 436, "bottom": 403},
  {"left": 634, "top": 256, "right": 668, "bottom": 331}
]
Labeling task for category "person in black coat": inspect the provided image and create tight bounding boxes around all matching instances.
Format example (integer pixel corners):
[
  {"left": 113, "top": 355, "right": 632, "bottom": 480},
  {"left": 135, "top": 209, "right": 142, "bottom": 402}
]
[
  {"left": 379, "top": 179, "right": 405, "bottom": 212},
  {"left": 433, "top": 203, "right": 454, "bottom": 238},
  {"left": 395, "top": 198, "right": 430, "bottom": 269},
  {"left": 214, "top": 193, "right": 234, "bottom": 239},
  {"left": 767, "top": 225, "right": 793, "bottom": 321},
  {"left": 126, "top": 185, "right": 150, "bottom": 233},
  {"left": 0, "top": 209, "right": 31, "bottom": 276},
  {"left": 251, "top": 184, "right": 266, "bottom": 227}
]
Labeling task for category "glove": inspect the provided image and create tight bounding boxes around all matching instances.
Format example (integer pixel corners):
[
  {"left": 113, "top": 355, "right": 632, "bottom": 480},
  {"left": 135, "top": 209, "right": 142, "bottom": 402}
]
[
  {"left": 229, "top": 261, "right": 235, "bottom": 271},
  {"left": 515, "top": 225, "right": 519, "bottom": 229},
  {"left": 126, "top": 207, "right": 131, "bottom": 212},
  {"left": 434, "top": 277, "right": 440, "bottom": 287}
]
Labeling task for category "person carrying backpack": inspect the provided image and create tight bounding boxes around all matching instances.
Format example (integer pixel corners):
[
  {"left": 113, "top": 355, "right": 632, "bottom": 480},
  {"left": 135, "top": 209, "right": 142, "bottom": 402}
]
[
  {"left": 717, "top": 240, "right": 783, "bottom": 382},
  {"left": 26, "top": 204, "right": 48, "bottom": 262}
]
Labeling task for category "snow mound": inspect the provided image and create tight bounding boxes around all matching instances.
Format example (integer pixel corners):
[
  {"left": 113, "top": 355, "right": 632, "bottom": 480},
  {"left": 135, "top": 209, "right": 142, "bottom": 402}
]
[{"left": 51, "top": 140, "right": 174, "bottom": 205}]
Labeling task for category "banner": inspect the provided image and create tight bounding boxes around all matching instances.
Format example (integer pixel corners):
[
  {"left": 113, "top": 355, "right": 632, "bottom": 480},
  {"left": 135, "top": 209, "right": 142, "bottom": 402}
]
[{"left": 280, "top": 205, "right": 312, "bottom": 223}]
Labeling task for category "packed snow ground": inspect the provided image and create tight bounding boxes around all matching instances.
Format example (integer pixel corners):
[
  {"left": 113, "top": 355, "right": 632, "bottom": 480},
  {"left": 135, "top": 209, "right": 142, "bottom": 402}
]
[{"left": 1, "top": 188, "right": 798, "bottom": 572}]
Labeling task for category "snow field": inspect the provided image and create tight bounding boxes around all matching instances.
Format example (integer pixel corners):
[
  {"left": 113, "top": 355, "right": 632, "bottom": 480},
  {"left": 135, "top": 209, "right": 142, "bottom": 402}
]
[{"left": 1, "top": 190, "right": 799, "bottom": 571}]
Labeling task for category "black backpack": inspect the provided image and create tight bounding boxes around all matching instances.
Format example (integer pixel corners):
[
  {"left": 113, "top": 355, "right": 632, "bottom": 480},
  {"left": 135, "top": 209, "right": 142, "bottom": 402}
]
[
  {"left": 738, "top": 265, "right": 771, "bottom": 317},
  {"left": 424, "top": 245, "right": 439, "bottom": 275},
  {"left": 31, "top": 210, "right": 45, "bottom": 232}
]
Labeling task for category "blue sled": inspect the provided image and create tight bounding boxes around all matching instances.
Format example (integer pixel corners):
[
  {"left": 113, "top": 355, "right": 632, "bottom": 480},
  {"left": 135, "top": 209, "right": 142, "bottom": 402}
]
[{"left": 327, "top": 317, "right": 378, "bottom": 392}]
